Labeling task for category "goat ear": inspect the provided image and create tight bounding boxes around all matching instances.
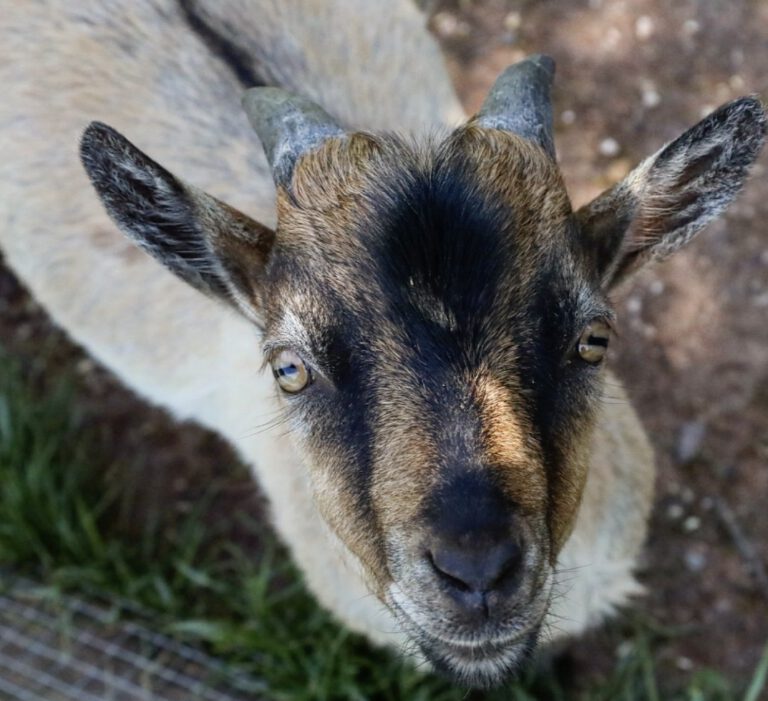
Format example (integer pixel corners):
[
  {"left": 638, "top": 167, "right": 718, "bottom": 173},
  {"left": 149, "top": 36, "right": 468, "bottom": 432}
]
[
  {"left": 577, "top": 97, "right": 766, "bottom": 289},
  {"left": 80, "top": 122, "right": 275, "bottom": 323}
]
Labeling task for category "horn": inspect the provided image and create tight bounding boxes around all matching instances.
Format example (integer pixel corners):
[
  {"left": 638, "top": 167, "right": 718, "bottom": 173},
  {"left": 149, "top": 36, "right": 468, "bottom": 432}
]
[
  {"left": 474, "top": 54, "right": 556, "bottom": 158},
  {"left": 242, "top": 87, "right": 345, "bottom": 187}
]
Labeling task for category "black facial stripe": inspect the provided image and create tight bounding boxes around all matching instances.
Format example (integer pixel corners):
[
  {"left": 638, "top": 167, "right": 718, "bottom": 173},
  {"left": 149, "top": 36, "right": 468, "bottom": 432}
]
[
  {"left": 303, "top": 306, "right": 383, "bottom": 547},
  {"left": 366, "top": 149, "right": 515, "bottom": 370}
]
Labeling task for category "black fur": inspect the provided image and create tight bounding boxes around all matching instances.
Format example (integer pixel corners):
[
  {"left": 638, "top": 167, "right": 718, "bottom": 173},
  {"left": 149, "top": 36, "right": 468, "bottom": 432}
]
[{"left": 178, "top": 0, "right": 267, "bottom": 89}]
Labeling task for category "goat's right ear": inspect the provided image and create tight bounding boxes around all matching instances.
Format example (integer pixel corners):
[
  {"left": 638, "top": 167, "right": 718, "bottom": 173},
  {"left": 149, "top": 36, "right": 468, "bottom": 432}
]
[{"left": 80, "top": 122, "right": 275, "bottom": 323}]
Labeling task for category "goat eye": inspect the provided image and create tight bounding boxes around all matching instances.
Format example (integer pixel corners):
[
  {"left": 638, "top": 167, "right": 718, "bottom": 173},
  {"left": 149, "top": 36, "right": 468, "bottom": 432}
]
[
  {"left": 577, "top": 319, "right": 611, "bottom": 364},
  {"left": 270, "top": 349, "right": 312, "bottom": 393}
]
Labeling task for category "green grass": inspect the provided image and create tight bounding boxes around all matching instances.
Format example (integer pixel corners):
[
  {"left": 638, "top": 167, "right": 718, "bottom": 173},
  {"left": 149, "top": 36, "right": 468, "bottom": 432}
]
[{"left": 0, "top": 345, "right": 766, "bottom": 700}]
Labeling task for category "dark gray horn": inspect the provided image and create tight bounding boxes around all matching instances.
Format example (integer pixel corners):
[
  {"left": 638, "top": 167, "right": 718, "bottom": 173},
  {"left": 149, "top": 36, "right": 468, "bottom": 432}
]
[
  {"left": 474, "top": 54, "right": 556, "bottom": 158},
  {"left": 242, "top": 87, "right": 345, "bottom": 187}
]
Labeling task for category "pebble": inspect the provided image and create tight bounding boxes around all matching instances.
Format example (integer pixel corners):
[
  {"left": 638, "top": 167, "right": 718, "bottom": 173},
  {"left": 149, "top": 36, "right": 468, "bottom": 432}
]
[
  {"left": 684, "top": 549, "right": 707, "bottom": 572},
  {"left": 76, "top": 357, "right": 96, "bottom": 375},
  {"left": 599, "top": 137, "right": 620, "bottom": 157},
  {"left": 676, "top": 420, "right": 706, "bottom": 463},
  {"left": 682, "top": 19, "right": 701, "bottom": 36},
  {"left": 432, "top": 12, "right": 467, "bottom": 37},
  {"left": 683, "top": 515, "right": 701, "bottom": 532},
  {"left": 642, "top": 87, "right": 661, "bottom": 109},
  {"left": 667, "top": 503, "right": 685, "bottom": 520},
  {"left": 649, "top": 279, "right": 665, "bottom": 296},
  {"left": 626, "top": 296, "right": 643, "bottom": 314},
  {"left": 504, "top": 12, "right": 521, "bottom": 31},
  {"left": 635, "top": 16, "right": 655, "bottom": 40},
  {"left": 729, "top": 74, "right": 746, "bottom": 90},
  {"left": 626, "top": 296, "right": 642, "bottom": 314}
]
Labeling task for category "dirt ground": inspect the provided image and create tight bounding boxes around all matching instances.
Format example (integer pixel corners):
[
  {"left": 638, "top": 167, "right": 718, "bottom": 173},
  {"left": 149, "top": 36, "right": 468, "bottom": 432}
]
[{"left": 1, "top": 0, "right": 766, "bottom": 693}]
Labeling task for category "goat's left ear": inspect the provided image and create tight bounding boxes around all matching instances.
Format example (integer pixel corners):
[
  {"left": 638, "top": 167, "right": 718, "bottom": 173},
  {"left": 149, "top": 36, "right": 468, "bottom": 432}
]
[
  {"left": 80, "top": 122, "right": 275, "bottom": 324},
  {"left": 577, "top": 97, "right": 766, "bottom": 289}
]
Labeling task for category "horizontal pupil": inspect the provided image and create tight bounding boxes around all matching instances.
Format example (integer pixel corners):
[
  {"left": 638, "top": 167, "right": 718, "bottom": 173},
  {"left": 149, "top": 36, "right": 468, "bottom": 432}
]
[
  {"left": 587, "top": 335, "right": 608, "bottom": 347},
  {"left": 274, "top": 365, "right": 298, "bottom": 378}
]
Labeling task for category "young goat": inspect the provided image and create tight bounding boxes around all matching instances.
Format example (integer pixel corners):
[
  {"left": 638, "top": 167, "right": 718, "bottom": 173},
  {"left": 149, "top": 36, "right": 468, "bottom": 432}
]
[{"left": 1, "top": 0, "right": 765, "bottom": 688}]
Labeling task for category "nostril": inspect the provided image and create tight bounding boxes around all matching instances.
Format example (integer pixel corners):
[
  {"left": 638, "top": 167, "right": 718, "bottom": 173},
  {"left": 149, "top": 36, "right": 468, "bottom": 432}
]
[
  {"left": 427, "top": 550, "right": 472, "bottom": 592},
  {"left": 427, "top": 539, "right": 523, "bottom": 596}
]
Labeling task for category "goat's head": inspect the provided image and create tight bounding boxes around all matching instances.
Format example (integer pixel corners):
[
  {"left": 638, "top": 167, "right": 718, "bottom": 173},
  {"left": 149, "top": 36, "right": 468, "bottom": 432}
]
[{"left": 80, "top": 56, "right": 766, "bottom": 688}]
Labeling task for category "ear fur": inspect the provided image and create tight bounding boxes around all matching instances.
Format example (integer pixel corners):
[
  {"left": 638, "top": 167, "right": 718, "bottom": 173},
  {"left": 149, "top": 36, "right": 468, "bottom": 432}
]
[
  {"left": 80, "top": 122, "right": 275, "bottom": 323},
  {"left": 578, "top": 97, "right": 766, "bottom": 288}
]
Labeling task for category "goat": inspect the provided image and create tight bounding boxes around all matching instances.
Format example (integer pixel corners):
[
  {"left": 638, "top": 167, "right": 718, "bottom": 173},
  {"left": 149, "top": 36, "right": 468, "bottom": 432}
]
[{"left": 0, "top": 0, "right": 765, "bottom": 689}]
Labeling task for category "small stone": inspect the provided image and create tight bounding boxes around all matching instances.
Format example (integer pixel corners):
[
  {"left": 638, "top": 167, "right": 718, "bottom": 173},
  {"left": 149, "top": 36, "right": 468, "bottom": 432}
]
[
  {"left": 76, "top": 358, "right": 96, "bottom": 375},
  {"left": 677, "top": 420, "right": 706, "bottom": 463},
  {"left": 602, "top": 27, "right": 623, "bottom": 51},
  {"left": 682, "top": 19, "right": 700, "bottom": 35},
  {"left": 667, "top": 503, "right": 685, "bottom": 520},
  {"left": 626, "top": 296, "right": 642, "bottom": 314},
  {"left": 681, "top": 487, "right": 695, "bottom": 505},
  {"left": 729, "top": 74, "right": 746, "bottom": 90},
  {"left": 433, "top": 12, "right": 458, "bottom": 36},
  {"left": 635, "top": 16, "right": 655, "bottom": 40},
  {"left": 561, "top": 109, "right": 576, "bottom": 125},
  {"left": 684, "top": 549, "right": 707, "bottom": 572},
  {"left": 642, "top": 86, "right": 661, "bottom": 108},
  {"left": 683, "top": 515, "right": 701, "bottom": 532},
  {"left": 676, "top": 656, "right": 694, "bottom": 671},
  {"left": 504, "top": 11, "right": 522, "bottom": 31},
  {"left": 700, "top": 496, "right": 714, "bottom": 511},
  {"left": 599, "top": 137, "right": 620, "bottom": 157}
]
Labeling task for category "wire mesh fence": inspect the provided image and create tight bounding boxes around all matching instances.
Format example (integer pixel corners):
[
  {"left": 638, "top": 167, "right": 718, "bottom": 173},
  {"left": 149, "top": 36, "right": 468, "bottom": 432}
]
[{"left": 0, "top": 578, "right": 266, "bottom": 701}]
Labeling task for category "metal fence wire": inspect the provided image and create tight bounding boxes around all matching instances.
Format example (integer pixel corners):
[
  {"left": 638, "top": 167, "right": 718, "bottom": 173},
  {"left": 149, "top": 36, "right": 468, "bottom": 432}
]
[{"left": 0, "top": 579, "right": 266, "bottom": 701}]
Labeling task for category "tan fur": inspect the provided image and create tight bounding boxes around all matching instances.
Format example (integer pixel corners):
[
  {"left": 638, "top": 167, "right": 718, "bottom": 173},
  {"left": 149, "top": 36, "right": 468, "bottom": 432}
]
[{"left": 0, "top": 0, "right": 655, "bottom": 672}]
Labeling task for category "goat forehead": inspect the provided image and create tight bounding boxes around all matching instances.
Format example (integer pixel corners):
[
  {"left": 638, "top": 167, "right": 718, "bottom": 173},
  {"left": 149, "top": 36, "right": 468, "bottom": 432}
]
[{"left": 268, "top": 129, "right": 582, "bottom": 348}]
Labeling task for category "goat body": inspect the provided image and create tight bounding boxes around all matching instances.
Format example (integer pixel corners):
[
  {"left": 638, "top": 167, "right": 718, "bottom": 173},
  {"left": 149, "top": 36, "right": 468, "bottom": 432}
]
[{"left": 1, "top": 0, "right": 764, "bottom": 688}]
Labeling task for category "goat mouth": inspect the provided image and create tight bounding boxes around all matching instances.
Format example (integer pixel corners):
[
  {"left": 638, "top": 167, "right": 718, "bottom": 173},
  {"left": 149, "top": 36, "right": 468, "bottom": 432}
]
[
  {"left": 387, "top": 587, "right": 544, "bottom": 688},
  {"left": 419, "top": 625, "right": 541, "bottom": 689}
]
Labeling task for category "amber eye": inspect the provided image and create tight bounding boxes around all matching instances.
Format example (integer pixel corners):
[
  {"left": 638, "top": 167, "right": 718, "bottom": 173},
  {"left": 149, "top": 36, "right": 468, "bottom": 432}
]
[
  {"left": 270, "top": 349, "right": 312, "bottom": 393},
  {"left": 577, "top": 319, "right": 611, "bottom": 364}
]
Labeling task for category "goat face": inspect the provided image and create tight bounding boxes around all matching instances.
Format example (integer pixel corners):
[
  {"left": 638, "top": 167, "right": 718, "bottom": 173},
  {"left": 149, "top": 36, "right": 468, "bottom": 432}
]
[
  {"left": 264, "top": 129, "right": 598, "bottom": 684},
  {"left": 80, "top": 58, "right": 765, "bottom": 688}
]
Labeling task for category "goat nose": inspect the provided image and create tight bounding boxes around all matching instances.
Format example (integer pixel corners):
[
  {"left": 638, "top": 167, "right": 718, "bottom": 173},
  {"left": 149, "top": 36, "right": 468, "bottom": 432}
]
[{"left": 428, "top": 538, "right": 523, "bottom": 610}]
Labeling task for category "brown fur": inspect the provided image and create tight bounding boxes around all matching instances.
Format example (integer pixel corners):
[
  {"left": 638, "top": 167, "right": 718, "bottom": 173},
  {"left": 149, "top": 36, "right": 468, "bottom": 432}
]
[{"left": 2, "top": 0, "right": 764, "bottom": 689}]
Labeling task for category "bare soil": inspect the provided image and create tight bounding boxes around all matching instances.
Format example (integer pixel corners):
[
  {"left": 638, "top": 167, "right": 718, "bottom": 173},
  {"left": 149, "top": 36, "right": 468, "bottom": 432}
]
[{"left": 1, "top": 0, "right": 766, "bottom": 693}]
